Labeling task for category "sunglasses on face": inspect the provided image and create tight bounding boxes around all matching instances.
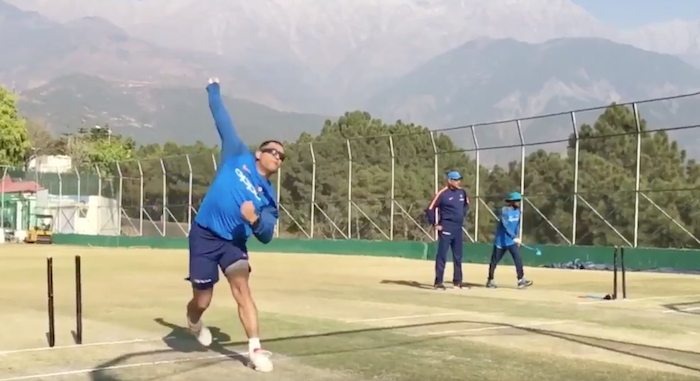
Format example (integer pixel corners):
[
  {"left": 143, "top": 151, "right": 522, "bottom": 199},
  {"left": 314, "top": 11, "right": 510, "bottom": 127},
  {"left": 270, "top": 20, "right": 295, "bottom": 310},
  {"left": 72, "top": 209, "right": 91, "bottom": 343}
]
[{"left": 261, "top": 148, "right": 285, "bottom": 162}]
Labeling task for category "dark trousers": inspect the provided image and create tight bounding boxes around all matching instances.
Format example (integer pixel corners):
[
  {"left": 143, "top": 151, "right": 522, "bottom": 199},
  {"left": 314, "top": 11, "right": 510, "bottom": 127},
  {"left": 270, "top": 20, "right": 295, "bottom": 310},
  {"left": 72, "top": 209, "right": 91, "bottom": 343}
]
[
  {"left": 488, "top": 244, "right": 524, "bottom": 280},
  {"left": 434, "top": 229, "right": 463, "bottom": 285}
]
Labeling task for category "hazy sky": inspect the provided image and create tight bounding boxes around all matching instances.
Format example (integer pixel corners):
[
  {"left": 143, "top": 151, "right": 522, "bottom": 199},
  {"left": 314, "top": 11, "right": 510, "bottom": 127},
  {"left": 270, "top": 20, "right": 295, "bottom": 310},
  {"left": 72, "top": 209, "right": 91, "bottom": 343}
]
[
  {"left": 571, "top": 0, "right": 700, "bottom": 28},
  {"left": 117, "top": 0, "right": 700, "bottom": 29}
]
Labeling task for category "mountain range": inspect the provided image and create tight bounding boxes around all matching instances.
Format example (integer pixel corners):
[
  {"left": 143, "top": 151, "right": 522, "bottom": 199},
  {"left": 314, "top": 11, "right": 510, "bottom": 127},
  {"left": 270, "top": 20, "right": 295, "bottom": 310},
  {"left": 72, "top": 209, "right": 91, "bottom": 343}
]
[
  {"left": 0, "top": 0, "right": 289, "bottom": 109},
  {"left": 3, "top": 0, "right": 700, "bottom": 155},
  {"left": 367, "top": 37, "right": 700, "bottom": 147},
  {"left": 16, "top": 74, "right": 330, "bottom": 145}
]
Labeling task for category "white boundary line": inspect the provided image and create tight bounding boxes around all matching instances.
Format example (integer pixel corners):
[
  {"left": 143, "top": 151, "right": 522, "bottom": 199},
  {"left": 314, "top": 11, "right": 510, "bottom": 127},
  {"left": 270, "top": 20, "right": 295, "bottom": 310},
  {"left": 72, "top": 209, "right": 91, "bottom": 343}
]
[
  {"left": 0, "top": 319, "right": 571, "bottom": 380},
  {"left": 0, "top": 337, "right": 177, "bottom": 356},
  {"left": 0, "top": 310, "right": 501, "bottom": 355},
  {"left": 422, "top": 319, "right": 572, "bottom": 336},
  {"left": 3, "top": 297, "right": 686, "bottom": 378},
  {"left": 345, "top": 311, "right": 471, "bottom": 323},
  {"left": 0, "top": 352, "right": 249, "bottom": 381},
  {"left": 662, "top": 306, "right": 700, "bottom": 314},
  {"left": 577, "top": 293, "right": 700, "bottom": 305}
]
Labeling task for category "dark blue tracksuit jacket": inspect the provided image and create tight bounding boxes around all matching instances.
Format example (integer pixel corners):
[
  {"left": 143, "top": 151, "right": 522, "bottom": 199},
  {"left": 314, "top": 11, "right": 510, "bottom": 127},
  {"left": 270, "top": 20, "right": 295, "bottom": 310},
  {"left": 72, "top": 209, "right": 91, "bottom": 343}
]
[{"left": 426, "top": 187, "right": 469, "bottom": 284}]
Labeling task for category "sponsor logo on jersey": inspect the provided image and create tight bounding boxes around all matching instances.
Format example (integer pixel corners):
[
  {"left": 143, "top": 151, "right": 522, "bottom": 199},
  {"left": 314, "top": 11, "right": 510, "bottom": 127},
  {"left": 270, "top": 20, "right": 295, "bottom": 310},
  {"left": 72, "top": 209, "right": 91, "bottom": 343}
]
[{"left": 236, "top": 168, "right": 262, "bottom": 201}]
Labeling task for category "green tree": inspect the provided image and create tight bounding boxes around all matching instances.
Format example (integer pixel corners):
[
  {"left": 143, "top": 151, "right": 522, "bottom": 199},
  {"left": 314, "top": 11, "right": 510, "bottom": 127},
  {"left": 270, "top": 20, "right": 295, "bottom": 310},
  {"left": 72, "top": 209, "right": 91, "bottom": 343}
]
[
  {"left": 270, "top": 105, "right": 700, "bottom": 248},
  {"left": 494, "top": 103, "right": 700, "bottom": 248},
  {"left": 24, "top": 118, "right": 63, "bottom": 161},
  {"left": 101, "top": 103, "right": 700, "bottom": 249},
  {"left": 0, "top": 86, "right": 30, "bottom": 166},
  {"left": 57, "top": 125, "right": 135, "bottom": 169},
  {"left": 48, "top": 125, "right": 137, "bottom": 221},
  {"left": 118, "top": 141, "right": 217, "bottom": 237},
  {"left": 278, "top": 111, "right": 480, "bottom": 240}
]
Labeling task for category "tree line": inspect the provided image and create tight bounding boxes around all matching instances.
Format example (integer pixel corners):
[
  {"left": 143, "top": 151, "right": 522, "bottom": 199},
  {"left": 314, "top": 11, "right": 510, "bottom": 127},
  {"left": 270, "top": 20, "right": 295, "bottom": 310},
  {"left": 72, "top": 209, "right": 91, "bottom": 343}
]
[{"left": 2, "top": 85, "right": 699, "bottom": 248}]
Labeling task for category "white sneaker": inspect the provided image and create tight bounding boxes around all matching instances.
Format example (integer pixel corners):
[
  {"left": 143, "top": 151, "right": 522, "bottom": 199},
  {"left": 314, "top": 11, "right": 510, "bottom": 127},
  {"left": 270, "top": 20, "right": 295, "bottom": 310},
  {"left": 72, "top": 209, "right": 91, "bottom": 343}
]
[
  {"left": 250, "top": 348, "right": 273, "bottom": 372},
  {"left": 188, "top": 317, "right": 212, "bottom": 347}
]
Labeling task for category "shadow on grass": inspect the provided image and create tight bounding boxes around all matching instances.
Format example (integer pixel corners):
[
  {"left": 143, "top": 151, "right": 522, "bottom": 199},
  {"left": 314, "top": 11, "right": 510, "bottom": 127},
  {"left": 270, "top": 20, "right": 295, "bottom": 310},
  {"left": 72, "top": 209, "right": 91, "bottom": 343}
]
[
  {"left": 523, "top": 326, "right": 700, "bottom": 373},
  {"left": 153, "top": 318, "right": 247, "bottom": 364},
  {"left": 87, "top": 316, "right": 700, "bottom": 380},
  {"left": 87, "top": 318, "right": 455, "bottom": 380},
  {"left": 380, "top": 279, "right": 486, "bottom": 289},
  {"left": 662, "top": 300, "right": 700, "bottom": 315}
]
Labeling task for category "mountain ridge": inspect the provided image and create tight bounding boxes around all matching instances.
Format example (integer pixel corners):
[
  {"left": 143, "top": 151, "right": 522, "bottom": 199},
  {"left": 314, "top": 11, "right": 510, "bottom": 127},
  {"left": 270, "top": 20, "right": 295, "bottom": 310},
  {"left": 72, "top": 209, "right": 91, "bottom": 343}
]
[
  {"left": 0, "top": 0, "right": 295, "bottom": 110},
  {"left": 367, "top": 37, "right": 700, "bottom": 132},
  {"left": 4, "top": 0, "right": 700, "bottom": 160},
  {"left": 16, "top": 73, "right": 331, "bottom": 146},
  {"left": 362, "top": 36, "right": 700, "bottom": 165}
]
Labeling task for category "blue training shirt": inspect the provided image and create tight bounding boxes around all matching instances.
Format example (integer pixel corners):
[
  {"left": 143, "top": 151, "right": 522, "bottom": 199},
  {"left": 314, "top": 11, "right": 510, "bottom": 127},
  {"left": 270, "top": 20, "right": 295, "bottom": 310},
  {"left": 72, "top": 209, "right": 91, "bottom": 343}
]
[
  {"left": 194, "top": 83, "right": 278, "bottom": 244},
  {"left": 494, "top": 206, "right": 520, "bottom": 248}
]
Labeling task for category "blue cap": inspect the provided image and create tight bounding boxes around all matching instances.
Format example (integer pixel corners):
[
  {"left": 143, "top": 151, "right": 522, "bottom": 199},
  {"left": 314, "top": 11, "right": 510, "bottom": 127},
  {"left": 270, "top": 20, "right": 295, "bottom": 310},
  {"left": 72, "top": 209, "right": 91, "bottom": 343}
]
[
  {"left": 506, "top": 192, "right": 522, "bottom": 201},
  {"left": 447, "top": 171, "right": 462, "bottom": 180}
]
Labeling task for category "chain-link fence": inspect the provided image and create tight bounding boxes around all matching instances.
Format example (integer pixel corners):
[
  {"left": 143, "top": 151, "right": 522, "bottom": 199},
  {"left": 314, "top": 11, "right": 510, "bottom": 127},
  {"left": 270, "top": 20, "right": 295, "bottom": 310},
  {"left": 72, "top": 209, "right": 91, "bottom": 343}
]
[{"left": 2, "top": 92, "right": 700, "bottom": 248}]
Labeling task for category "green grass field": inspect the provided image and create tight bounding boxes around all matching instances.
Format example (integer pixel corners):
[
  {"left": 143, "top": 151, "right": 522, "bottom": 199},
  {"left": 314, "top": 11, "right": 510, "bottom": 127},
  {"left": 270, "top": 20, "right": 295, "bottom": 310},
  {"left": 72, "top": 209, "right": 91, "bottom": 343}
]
[{"left": 1, "top": 246, "right": 699, "bottom": 381}]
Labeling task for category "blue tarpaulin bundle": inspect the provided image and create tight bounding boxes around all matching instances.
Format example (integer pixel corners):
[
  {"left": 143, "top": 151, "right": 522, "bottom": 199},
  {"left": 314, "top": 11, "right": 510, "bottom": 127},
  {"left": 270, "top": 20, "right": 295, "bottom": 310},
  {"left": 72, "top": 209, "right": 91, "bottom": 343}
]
[{"left": 540, "top": 259, "right": 700, "bottom": 275}]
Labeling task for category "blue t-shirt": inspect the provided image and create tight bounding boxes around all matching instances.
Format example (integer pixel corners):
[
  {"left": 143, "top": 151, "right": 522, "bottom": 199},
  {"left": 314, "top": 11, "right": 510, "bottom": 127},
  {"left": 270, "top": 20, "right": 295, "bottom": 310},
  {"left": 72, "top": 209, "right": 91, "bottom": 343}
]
[
  {"left": 494, "top": 206, "right": 520, "bottom": 248},
  {"left": 194, "top": 83, "right": 278, "bottom": 243}
]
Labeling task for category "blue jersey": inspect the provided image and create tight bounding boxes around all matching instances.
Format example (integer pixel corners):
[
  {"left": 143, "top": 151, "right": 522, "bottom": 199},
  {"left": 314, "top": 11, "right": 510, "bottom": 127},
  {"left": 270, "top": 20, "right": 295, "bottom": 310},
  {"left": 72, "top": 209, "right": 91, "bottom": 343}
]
[
  {"left": 494, "top": 206, "right": 520, "bottom": 248},
  {"left": 194, "top": 83, "right": 278, "bottom": 243}
]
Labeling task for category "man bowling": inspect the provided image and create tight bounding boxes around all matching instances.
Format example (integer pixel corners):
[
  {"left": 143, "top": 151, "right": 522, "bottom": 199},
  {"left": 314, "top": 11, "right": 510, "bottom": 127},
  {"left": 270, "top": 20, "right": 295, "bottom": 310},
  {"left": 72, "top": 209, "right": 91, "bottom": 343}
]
[{"left": 426, "top": 171, "right": 470, "bottom": 290}]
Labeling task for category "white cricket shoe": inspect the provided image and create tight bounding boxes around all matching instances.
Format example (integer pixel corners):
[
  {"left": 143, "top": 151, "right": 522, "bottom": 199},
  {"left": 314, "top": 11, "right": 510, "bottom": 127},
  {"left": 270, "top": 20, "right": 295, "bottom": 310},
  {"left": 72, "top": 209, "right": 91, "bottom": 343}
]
[
  {"left": 250, "top": 348, "right": 274, "bottom": 372},
  {"left": 188, "top": 317, "right": 213, "bottom": 347}
]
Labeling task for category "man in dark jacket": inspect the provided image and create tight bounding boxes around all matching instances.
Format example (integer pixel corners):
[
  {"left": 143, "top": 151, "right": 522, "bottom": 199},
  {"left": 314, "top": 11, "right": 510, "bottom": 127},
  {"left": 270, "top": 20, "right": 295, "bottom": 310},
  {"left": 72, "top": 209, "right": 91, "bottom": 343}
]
[{"left": 426, "top": 171, "right": 470, "bottom": 290}]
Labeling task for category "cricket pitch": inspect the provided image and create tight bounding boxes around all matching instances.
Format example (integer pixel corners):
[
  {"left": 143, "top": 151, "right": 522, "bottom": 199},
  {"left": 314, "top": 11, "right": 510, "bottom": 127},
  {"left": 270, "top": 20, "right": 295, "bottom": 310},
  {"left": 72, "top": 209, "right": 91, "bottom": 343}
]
[{"left": 1, "top": 246, "right": 699, "bottom": 381}]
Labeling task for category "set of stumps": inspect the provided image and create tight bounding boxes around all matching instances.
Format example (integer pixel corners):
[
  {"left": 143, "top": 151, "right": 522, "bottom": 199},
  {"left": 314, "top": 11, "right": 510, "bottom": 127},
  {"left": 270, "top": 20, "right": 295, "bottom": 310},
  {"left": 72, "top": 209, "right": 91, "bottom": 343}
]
[
  {"left": 612, "top": 245, "right": 627, "bottom": 300},
  {"left": 46, "top": 250, "right": 627, "bottom": 346},
  {"left": 578, "top": 246, "right": 627, "bottom": 301},
  {"left": 46, "top": 255, "right": 82, "bottom": 347}
]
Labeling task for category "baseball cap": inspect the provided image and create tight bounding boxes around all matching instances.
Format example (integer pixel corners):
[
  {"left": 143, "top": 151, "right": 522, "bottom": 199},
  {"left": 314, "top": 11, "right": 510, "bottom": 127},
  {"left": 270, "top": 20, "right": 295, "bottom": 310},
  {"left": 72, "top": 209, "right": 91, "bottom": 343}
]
[
  {"left": 506, "top": 192, "right": 522, "bottom": 201},
  {"left": 447, "top": 171, "right": 462, "bottom": 180}
]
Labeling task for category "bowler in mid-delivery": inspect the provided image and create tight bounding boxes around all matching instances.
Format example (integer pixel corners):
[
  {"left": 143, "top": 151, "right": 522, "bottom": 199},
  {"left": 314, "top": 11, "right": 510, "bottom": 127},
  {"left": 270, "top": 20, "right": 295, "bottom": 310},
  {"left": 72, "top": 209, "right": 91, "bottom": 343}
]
[{"left": 184, "top": 78, "right": 285, "bottom": 373}]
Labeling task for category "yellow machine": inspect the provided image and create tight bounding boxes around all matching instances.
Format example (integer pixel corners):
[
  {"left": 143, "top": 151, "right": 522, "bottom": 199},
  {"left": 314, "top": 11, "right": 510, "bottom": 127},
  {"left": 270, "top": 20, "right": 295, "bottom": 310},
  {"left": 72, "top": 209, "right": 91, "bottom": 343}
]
[{"left": 25, "top": 214, "right": 54, "bottom": 244}]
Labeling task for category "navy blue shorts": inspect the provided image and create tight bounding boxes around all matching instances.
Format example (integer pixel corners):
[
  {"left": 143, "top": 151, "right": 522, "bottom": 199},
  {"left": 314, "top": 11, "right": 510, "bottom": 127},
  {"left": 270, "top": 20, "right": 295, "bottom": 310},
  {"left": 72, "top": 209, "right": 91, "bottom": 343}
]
[{"left": 187, "top": 222, "right": 250, "bottom": 290}]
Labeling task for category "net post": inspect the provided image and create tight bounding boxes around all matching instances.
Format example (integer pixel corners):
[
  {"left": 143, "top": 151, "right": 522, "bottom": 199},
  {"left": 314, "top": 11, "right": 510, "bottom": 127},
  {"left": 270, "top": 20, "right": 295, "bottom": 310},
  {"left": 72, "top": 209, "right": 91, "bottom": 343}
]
[
  {"left": 621, "top": 247, "right": 627, "bottom": 299},
  {"left": 47, "top": 257, "right": 55, "bottom": 347},
  {"left": 75, "top": 255, "right": 83, "bottom": 344},
  {"left": 612, "top": 246, "right": 618, "bottom": 300}
]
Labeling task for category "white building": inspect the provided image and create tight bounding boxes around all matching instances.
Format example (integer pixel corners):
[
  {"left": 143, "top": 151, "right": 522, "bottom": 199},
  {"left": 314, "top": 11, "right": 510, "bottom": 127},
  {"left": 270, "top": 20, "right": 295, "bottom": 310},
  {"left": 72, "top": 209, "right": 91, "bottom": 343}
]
[
  {"left": 2, "top": 155, "right": 122, "bottom": 237},
  {"left": 27, "top": 155, "right": 73, "bottom": 174},
  {"left": 46, "top": 194, "right": 120, "bottom": 236}
]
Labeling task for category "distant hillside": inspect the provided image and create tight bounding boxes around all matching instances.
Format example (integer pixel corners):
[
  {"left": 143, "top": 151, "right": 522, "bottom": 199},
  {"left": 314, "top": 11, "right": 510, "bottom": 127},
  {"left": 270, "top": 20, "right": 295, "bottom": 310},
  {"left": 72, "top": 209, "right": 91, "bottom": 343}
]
[
  {"left": 365, "top": 37, "right": 700, "bottom": 162},
  {"left": 0, "top": 0, "right": 292, "bottom": 110},
  {"left": 16, "top": 74, "right": 331, "bottom": 145}
]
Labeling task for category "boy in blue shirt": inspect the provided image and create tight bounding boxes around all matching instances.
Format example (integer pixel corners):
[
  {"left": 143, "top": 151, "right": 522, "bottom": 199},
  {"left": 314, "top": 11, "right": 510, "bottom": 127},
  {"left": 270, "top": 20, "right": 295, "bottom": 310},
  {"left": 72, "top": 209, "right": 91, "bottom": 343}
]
[
  {"left": 486, "top": 192, "right": 533, "bottom": 289},
  {"left": 185, "top": 78, "right": 281, "bottom": 373}
]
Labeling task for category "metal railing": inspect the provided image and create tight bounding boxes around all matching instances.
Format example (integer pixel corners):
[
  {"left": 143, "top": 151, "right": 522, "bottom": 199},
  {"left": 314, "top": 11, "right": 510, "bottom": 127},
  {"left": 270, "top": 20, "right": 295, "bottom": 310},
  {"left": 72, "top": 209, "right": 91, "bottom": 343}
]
[{"left": 3, "top": 91, "right": 700, "bottom": 248}]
